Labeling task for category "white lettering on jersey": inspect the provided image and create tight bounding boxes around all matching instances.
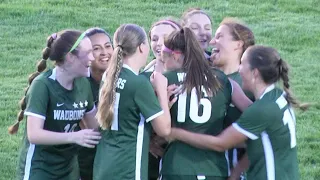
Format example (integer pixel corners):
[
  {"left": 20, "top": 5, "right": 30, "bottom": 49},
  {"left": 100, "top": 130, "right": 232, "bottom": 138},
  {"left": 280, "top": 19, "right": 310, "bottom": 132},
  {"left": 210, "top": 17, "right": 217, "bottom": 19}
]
[
  {"left": 53, "top": 109, "right": 86, "bottom": 120},
  {"left": 117, "top": 78, "right": 127, "bottom": 89},
  {"left": 177, "top": 73, "right": 186, "bottom": 83}
]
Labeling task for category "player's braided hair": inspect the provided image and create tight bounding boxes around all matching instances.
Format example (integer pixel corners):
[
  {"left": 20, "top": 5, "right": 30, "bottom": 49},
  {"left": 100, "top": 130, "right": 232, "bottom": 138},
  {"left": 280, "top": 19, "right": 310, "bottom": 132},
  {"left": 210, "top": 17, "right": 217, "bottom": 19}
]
[
  {"left": 247, "top": 45, "right": 309, "bottom": 111},
  {"left": 97, "top": 24, "right": 146, "bottom": 129},
  {"left": 8, "top": 30, "right": 84, "bottom": 134}
]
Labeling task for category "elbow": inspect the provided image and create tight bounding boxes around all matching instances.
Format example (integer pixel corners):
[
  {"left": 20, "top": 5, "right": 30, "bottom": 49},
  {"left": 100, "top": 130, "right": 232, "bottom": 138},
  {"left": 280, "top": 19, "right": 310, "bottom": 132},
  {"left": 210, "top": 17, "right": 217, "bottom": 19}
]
[
  {"left": 209, "top": 142, "right": 229, "bottom": 152},
  {"left": 156, "top": 127, "right": 171, "bottom": 138},
  {"left": 27, "top": 131, "right": 37, "bottom": 144}
]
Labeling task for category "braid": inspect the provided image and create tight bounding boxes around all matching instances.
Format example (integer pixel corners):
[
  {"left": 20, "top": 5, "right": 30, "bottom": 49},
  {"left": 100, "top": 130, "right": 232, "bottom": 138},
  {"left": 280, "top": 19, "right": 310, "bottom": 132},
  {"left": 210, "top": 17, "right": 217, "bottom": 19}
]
[
  {"left": 279, "top": 59, "right": 309, "bottom": 111},
  {"left": 8, "top": 34, "right": 55, "bottom": 134},
  {"left": 97, "top": 46, "right": 123, "bottom": 129}
]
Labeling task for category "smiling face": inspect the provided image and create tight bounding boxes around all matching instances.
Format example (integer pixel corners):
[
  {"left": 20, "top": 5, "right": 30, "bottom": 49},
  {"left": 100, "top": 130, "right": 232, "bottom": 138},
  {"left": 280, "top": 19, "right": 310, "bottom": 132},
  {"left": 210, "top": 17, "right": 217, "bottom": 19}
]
[
  {"left": 89, "top": 33, "right": 113, "bottom": 72},
  {"left": 184, "top": 13, "right": 212, "bottom": 51},
  {"left": 69, "top": 37, "right": 94, "bottom": 77},
  {"left": 210, "top": 25, "right": 240, "bottom": 67},
  {"left": 150, "top": 24, "right": 176, "bottom": 59}
]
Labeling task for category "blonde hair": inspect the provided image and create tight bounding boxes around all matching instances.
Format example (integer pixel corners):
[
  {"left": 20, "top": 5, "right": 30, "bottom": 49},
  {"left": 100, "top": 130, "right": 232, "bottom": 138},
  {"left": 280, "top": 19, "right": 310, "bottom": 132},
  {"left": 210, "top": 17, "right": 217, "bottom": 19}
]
[{"left": 96, "top": 24, "right": 147, "bottom": 129}]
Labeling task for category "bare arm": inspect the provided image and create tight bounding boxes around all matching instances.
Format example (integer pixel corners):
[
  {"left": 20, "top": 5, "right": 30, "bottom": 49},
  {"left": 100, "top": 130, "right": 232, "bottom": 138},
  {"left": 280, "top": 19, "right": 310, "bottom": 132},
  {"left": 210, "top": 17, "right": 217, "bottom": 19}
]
[
  {"left": 229, "top": 78, "right": 253, "bottom": 112},
  {"left": 82, "top": 107, "right": 99, "bottom": 130},
  {"left": 27, "top": 116, "right": 101, "bottom": 148},
  {"left": 151, "top": 91, "right": 171, "bottom": 137},
  {"left": 228, "top": 153, "right": 250, "bottom": 180},
  {"left": 170, "top": 125, "right": 248, "bottom": 152}
]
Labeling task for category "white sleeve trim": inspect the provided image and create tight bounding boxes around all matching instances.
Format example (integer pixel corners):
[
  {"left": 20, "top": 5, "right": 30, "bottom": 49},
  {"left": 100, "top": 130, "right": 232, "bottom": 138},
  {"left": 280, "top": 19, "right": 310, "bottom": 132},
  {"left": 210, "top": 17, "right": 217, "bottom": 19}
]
[
  {"left": 146, "top": 110, "right": 164, "bottom": 123},
  {"left": 232, "top": 123, "right": 258, "bottom": 140},
  {"left": 24, "top": 112, "right": 46, "bottom": 120},
  {"left": 85, "top": 105, "right": 96, "bottom": 114}
]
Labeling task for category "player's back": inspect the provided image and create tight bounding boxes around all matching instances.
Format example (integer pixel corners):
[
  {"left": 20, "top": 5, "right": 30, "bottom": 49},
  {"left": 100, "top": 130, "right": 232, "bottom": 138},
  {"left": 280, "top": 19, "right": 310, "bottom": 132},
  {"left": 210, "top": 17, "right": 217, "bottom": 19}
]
[{"left": 161, "top": 68, "right": 232, "bottom": 177}]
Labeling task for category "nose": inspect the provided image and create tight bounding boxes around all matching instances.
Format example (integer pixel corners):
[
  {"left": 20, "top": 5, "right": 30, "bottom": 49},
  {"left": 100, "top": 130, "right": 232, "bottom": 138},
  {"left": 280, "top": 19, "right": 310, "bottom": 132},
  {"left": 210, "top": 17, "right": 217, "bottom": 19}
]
[
  {"left": 209, "top": 37, "right": 216, "bottom": 46},
  {"left": 197, "top": 28, "right": 205, "bottom": 37},
  {"left": 157, "top": 37, "right": 164, "bottom": 46}
]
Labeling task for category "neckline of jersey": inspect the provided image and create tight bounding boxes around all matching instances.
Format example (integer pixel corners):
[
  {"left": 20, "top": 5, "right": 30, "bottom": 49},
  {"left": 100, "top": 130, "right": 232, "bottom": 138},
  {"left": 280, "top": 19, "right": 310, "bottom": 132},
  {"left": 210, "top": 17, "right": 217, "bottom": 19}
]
[
  {"left": 48, "top": 68, "right": 75, "bottom": 92},
  {"left": 259, "top": 84, "right": 275, "bottom": 99},
  {"left": 123, "top": 64, "right": 138, "bottom": 75}
]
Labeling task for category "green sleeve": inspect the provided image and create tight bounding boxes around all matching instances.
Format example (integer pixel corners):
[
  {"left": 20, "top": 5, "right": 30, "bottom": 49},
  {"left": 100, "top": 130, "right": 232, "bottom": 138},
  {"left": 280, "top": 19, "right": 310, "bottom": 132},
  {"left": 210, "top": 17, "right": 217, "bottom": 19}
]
[
  {"left": 24, "top": 79, "right": 49, "bottom": 120},
  {"left": 134, "top": 77, "right": 163, "bottom": 122},
  {"left": 232, "top": 103, "right": 275, "bottom": 140}
]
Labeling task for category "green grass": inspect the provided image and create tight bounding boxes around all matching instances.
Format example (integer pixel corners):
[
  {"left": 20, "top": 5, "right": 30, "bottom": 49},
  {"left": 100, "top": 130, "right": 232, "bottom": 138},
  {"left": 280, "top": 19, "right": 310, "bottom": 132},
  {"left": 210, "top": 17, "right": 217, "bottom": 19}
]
[{"left": 0, "top": 0, "right": 319, "bottom": 179}]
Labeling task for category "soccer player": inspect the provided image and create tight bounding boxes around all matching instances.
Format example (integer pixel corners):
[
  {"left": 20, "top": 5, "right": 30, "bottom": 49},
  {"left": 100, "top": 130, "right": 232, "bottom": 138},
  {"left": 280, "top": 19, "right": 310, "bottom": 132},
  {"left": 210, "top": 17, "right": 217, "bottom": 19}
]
[
  {"left": 210, "top": 17, "right": 255, "bottom": 178},
  {"left": 93, "top": 24, "right": 171, "bottom": 180},
  {"left": 144, "top": 18, "right": 181, "bottom": 73},
  {"left": 78, "top": 27, "right": 113, "bottom": 180},
  {"left": 181, "top": 8, "right": 213, "bottom": 59},
  {"left": 9, "top": 30, "right": 101, "bottom": 180},
  {"left": 169, "top": 45, "right": 308, "bottom": 180},
  {"left": 159, "top": 27, "right": 252, "bottom": 180}
]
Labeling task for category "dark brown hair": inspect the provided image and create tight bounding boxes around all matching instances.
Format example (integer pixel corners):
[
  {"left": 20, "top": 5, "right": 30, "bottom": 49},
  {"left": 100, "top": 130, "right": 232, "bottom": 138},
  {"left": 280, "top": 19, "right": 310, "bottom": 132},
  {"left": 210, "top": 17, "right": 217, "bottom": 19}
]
[
  {"left": 164, "top": 27, "right": 221, "bottom": 101},
  {"left": 8, "top": 30, "right": 84, "bottom": 134},
  {"left": 247, "top": 45, "right": 309, "bottom": 110}
]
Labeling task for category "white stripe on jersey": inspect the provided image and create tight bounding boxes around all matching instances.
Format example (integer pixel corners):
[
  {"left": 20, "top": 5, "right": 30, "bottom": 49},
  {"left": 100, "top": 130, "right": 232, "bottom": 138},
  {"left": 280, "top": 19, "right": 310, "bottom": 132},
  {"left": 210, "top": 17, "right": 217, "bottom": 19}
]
[
  {"left": 135, "top": 115, "right": 145, "bottom": 180},
  {"left": 23, "top": 144, "right": 35, "bottom": 180},
  {"left": 261, "top": 131, "right": 275, "bottom": 180}
]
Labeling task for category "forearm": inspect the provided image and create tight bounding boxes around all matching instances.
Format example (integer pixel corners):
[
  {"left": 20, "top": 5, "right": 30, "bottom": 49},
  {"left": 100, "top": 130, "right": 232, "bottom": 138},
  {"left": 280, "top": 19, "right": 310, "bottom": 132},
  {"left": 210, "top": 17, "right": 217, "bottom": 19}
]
[
  {"left": 158, "top": 92, "right": 171, "bottom": 129},
  {"left": 230, "top": 153, "right": 249, "bottom": 179},
  {"left": 28, "top": 129, "right": 74, "bottom": 145},
  {"left": 83, "top": 108, "right": 99, "bottom": 129}
]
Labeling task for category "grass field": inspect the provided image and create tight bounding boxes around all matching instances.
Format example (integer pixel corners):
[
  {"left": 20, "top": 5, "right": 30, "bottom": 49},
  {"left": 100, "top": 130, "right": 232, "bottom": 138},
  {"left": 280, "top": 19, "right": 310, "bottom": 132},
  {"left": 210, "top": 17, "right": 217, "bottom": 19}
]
[{"left": 0, "top": 0, "right": 319, "bottom": 179}]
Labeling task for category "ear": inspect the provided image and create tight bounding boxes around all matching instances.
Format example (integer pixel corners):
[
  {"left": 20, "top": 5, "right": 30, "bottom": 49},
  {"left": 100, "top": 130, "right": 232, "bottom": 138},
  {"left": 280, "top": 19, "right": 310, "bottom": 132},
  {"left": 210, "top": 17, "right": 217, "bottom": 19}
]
[
  {"left": 138, "top": 45, "right": 143, "bottom": 53},
  {"left": 252, "top": 68, "right": 260, "bottom": 79},
  {"left": 235, "top": 40, "right": 244, "bottom": 51},
  {"left": 65, "top": 53, "right": 75, "bottom": 63}
]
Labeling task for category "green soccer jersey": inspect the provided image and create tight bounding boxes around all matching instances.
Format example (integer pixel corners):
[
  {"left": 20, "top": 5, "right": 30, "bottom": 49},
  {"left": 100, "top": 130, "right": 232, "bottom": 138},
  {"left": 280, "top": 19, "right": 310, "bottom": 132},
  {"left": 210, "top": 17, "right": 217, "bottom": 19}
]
[
  {"left": 225, "top": 72, "right": 254, "bottom": 170},
  {"left": 232, "top": 84, "right": 299, "bottom": 180},
  {"left": 88, "top": 75, "right": 100, "bottom": 106},
  {"left": 224, "top": 72, "right": 254, "bottom": 127},
  {"left": 18, "top": 68, "right": 95, "bottom": 180},
  {"left": 161, "top": 68, "right": 232, "bottom": 177},
  {"left": 93, "top": 65, "right": 163, "bottom": 180},
  {"left": 77, "top": 75, "right": 101, "bottom": 180}
]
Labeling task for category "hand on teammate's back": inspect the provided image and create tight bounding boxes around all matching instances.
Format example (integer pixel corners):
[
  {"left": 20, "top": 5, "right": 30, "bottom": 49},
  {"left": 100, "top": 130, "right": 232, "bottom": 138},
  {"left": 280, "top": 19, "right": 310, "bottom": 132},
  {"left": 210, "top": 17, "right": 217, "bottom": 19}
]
[{"left": 71, "top": 129, "right": 101, "bottom": 148}]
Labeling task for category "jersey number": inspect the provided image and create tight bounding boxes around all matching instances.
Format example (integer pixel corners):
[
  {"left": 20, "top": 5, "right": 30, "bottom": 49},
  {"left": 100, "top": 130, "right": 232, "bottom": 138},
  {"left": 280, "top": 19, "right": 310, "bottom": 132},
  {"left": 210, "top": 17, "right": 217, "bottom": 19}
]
[
  {"left": 283, "top": 108, "right": 296, "bottom": 148},
  {"left": 177, "top": 87, "right": 212, "bottom": 123},
  {"left": 111, "top": 93, "right": 120, "bottom": 131},
  {"left": 64, "top": 123, "right": 77, "bottom": 133}
]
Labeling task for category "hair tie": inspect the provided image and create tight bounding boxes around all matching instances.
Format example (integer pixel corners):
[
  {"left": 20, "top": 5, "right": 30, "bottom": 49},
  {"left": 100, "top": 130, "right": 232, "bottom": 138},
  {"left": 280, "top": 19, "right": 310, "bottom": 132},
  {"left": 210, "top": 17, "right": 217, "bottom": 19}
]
[
  {"left": 278, "top": 58, "right": 283, "bottom": 73},
  {"left": 117, "top": 44, "right": 123, "bottom": 49},
  {"left": 180, "top": 28, "right": 184, "bottom": 34},
  {"left": 51, "top": 33, "right": 57, "bottom": 40}
]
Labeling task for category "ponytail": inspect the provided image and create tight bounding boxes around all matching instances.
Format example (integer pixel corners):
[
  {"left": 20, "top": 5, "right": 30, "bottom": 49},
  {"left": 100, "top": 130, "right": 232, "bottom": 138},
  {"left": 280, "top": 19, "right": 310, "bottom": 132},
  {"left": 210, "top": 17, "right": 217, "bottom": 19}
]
[
  {"left": 96, "top": 46, "right": 123, "bottom": 129},
  {"left": 181, "top": 27, "right": 221, "bottom": 101},
  {"left": 278, "top": 59, "right": 309, "bottom": 111},
  {"left": 8, "top": 34, "right": 56, "bottom": 134}
]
